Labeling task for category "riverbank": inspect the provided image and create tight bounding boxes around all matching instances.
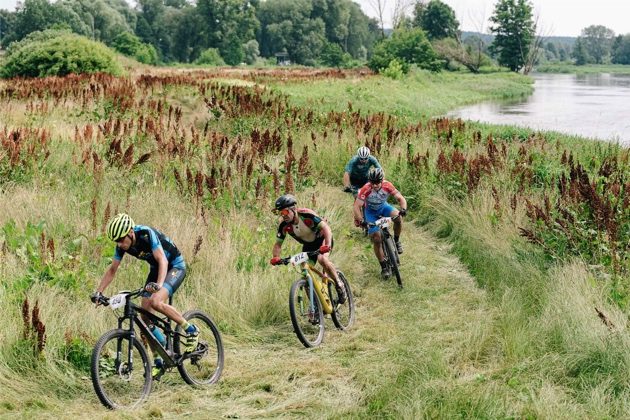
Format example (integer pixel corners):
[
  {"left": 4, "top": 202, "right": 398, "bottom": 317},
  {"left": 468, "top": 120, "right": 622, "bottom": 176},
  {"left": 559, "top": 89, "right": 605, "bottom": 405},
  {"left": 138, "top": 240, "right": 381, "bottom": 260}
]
[{"left": 536, "top": 63, "right": 630, "bottom": 74}]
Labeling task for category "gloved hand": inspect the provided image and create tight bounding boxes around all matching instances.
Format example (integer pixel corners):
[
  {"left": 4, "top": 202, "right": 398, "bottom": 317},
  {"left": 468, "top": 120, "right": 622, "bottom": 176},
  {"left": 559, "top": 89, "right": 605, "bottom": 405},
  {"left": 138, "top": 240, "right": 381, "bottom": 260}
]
[
  {"left": 319, "top": 244, "right": 331, "bottom": 254},
  {"left": 270, "top": 257, "right": 282, "bottom": 266},
  {"left": 399, "top": 208, "right": 407, "bottom": 217},
  {"left": 145, "top": 282, "right": 161, "bottom": 293},
  {"left": 90, "top": 291, "right": 103, "bottom": 304},
  {"left": 343, "top": 186, "right": 352, "bottom": 193}
]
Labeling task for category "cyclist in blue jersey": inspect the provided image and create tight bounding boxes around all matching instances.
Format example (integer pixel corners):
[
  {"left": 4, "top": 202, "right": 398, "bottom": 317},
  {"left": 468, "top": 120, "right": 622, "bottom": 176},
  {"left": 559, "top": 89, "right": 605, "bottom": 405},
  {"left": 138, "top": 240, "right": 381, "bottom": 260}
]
[
  {"left": 343, "top": 146, "right": 382, "bottom": 196},
  {"left": 91, "top": 213, "right": 199, "bottom": 380}
]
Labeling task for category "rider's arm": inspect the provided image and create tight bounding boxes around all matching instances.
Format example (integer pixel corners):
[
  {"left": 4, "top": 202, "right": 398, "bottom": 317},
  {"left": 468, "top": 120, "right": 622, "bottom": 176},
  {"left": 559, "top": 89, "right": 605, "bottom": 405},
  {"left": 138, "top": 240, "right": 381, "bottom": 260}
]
[
  {"left": 96, "top": 259, "right": 121, "bottom": 293},
  {"left": 393, "top": 191, "right": 407, "bottom": 211},
  {"left": 353, "top": 198, "right": 365, "bottom": 222},
  {"left": 152, "top": 247, "right": 168, "bottom": 287},
  {"left": 272, "top": 242, "right": 282, "bottom": 258},
  {"left": 318, "top": 221, "right": 333, "bottom": 247},
  {"left": 343, "top": 171, "right": 351, "bottom": 188},
  {"left": 371, "top": 156, "right": 382, "bottom": 169}
]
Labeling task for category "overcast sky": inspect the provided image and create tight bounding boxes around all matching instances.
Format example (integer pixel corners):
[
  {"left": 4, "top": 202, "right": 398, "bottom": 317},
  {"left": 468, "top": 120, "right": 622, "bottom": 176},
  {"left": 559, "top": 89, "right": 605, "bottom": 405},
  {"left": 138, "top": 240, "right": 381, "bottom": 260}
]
[{"left": 0, "top": 0, "right": 629, "bottom": 38}]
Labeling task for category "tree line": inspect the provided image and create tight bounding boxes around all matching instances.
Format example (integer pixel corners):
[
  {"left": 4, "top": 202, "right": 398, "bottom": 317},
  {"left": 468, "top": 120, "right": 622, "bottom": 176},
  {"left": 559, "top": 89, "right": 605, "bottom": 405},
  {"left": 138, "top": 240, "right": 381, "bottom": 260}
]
[{"left": 0, "top": 0, "right": 628, "bottom": 78}]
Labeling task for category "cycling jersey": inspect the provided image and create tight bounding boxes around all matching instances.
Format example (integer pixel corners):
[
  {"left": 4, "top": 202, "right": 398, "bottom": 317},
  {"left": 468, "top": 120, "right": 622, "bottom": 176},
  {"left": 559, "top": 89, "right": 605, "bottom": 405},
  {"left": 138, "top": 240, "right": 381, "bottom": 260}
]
[
  {"left": 114, "top": 225, "right": 185, "bottom": 269},
  {"left": 344, "top": 156, "right": 381, "bottom": 187},
  {"left": 357, "top": 181, "right": 399, "bottom": 210},
  {"left": 276, "top": 208, "right": 324, "bottom": 245}
]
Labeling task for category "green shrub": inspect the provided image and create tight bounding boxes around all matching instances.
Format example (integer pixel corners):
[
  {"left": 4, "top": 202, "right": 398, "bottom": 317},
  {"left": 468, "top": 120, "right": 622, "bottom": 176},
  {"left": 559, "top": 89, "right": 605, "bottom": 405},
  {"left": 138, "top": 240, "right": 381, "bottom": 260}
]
[
  {"left": 381, "top": 59, "right": 405, "bottom": 79},
  {"left": 194, "top": 48, "right": 225, "bottom": 66},
  {"left": 111, "top": 32, "right": 158, "bottom": 65},
  {"left": 368, "top": 28, "right": 442, "bottom": 74},
  {"left": 1, "top": 31, "right": 122, "bottom": 78}
]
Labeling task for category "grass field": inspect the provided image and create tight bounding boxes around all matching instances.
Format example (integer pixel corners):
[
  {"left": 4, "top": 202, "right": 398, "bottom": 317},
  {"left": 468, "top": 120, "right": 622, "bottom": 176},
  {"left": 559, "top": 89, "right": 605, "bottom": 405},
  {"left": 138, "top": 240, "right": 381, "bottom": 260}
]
[{"left": 1, "top": 66, "right": 630, "bottom": 418}]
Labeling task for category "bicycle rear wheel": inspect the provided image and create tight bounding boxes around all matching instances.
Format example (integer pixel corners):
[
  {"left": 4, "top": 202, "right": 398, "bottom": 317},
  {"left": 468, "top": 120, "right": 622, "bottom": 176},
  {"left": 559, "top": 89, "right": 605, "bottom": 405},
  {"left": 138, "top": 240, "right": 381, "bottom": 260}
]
[
  {"left": 330, "top": 271, "right": 355, "bottom": 330},
  {"left": 174, "top": 310, "right": 224, "bottom": 386},
  {"left": 384, "top": 236, "right": 403, "bottom": 288},
  {"left": 91, "top": 329, "right": 151, "bottom": 410},
  {"left": 289, "top": 278, "right": 325, "bottom": 348}
]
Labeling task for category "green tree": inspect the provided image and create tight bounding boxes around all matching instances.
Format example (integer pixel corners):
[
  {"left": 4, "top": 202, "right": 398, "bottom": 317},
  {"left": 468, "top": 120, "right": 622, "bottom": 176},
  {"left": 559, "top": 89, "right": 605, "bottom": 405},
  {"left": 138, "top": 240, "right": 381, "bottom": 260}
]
[
  {"left": 242, "top": 39, "right": 260, "bottom": 64},
  {"left": 60, "top": 0, "right": 133, "bottom": 44},
  {"left": 197, "top": 0, "right": 259, "bottom": 65},
  {"left": 414, "top": 0, "right": 459, "bottom": 40},
  {"left": 579, "top": 25, "right": 615, "bottom": 64},
  {"left": 257, "top": 0, "right": 325, "bottom": 65},
  {"left": 320, "top": 41, "right": 350, "bottom": 67},
  {"left": 111, "top": 31, "right": 158, "bottom": 64},
  {"left": 489, "top": 0, "right": 535, "bottom": 72},
  {"left": 572, "top": 37, "right": 589, "bottom": 65},
  {"left": 368, "top": 27, "right": 441, "bottom": 74},
  {"left": 612, "top": 34, "right": 630, "bottom": 65}
]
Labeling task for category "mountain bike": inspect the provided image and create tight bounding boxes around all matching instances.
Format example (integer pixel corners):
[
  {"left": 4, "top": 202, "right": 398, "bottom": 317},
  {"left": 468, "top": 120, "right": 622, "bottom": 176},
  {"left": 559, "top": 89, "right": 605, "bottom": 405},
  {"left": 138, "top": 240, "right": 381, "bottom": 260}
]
[
  {"left": 368, "top": 214, "right": 403, "bottom": 288},
  {"left": 275, "top": 250, "right": 355, "bottom": 348},
  {"left": 90, "top": 287, "right": 224, "bottom": 409}
]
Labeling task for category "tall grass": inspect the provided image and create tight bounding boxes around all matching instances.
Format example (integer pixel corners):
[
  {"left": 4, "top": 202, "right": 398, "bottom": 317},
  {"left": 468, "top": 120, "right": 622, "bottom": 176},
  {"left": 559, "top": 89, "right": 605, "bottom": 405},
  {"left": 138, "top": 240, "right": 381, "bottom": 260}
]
[{"left": 1, "top": 67, "right": 630, "bottom": 417}]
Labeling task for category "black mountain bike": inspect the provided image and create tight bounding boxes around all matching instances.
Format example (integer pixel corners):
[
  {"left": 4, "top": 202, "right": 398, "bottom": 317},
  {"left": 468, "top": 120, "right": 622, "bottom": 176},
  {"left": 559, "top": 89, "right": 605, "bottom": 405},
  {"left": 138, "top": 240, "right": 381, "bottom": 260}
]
[
  {"left": 368, "top": 214, "right": 403, "bottom": 288},
  {"left": 90, "top": 288, "right": 224, "bottom": 409}
]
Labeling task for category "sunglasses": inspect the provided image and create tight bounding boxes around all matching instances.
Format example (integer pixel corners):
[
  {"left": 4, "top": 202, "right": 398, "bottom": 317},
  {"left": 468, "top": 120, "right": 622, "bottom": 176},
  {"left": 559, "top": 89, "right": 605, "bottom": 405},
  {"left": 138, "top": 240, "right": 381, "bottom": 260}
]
[
  {"left": 359, "top": 158, "right": 368, "bottom": 163},
  {"left": 115, "top": 234, "right": 129, "bottom": 244},
  {"left": 274, "top": 208, "right": 293, "bottom": 216}
]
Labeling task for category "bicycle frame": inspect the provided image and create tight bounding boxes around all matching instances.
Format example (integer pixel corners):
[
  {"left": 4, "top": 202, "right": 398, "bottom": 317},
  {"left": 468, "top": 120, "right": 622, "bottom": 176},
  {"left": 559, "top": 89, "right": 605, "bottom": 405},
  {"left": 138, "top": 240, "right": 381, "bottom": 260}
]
[
  {"left": 108, "top": 290, "right": 188, "bottom": 369},
  {"left": 302, "top": 263, "right": 334, "bottom": 315},
  {"left": 286, "top": 252, "right": 334, "bottom": 314}
]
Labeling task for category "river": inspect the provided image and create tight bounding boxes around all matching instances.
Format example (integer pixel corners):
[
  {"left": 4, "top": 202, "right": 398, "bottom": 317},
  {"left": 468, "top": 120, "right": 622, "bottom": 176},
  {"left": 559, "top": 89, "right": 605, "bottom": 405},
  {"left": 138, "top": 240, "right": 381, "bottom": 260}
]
[{"left": 448, "top": 73, "right": 630, "bottom": 145}]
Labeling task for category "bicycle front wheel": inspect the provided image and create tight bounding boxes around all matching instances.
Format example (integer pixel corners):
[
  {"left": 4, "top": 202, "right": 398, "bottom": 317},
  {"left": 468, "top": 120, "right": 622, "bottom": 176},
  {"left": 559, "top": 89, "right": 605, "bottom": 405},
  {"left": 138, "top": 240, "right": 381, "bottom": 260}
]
[
  {"left": 289, "top": 278, "right": 325, "bottom": 348},
  {"left": 174, "top": 310, "right": 224, "bottom": 386},
  {"left": 384, "top": 236, "right": 403, "bottom": 288},
  {"left": 330, "top": 271, "right": 355, "bottom": 330},
  {"left": 91, "top": 329, "right": 151, "bottom": 410}
]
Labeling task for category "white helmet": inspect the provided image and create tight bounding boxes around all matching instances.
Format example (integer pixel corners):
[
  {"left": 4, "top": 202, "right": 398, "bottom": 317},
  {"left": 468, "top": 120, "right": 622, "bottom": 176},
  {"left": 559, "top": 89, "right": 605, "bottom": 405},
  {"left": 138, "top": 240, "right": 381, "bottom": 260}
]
[{"left": 357, "top": 146, "right": 370, "bottom": 159}]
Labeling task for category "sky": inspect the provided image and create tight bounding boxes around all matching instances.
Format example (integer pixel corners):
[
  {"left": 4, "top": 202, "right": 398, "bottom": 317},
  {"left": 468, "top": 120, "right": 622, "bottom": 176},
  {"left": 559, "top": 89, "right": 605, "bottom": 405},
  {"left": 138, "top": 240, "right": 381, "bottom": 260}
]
[
  {"left": 355, "top": 0, "right": 630, "bottom": 37},
  {"left": 0, "top": 0, "right": 629, "bottom": 38}
]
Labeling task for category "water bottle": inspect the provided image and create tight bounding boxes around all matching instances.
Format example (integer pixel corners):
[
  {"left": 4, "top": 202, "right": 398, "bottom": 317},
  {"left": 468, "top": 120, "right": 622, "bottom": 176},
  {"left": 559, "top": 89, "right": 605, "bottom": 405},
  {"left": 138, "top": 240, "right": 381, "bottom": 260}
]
[{"left": 149, "top": 324, "right": 167, "bottom": 347}]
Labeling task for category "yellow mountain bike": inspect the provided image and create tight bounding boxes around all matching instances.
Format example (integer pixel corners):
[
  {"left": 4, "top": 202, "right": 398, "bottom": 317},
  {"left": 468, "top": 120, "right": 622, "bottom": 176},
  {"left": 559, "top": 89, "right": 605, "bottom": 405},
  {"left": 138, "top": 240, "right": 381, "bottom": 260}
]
[{"left": 275, "top": 250, "right": 354, "bottom": 348}]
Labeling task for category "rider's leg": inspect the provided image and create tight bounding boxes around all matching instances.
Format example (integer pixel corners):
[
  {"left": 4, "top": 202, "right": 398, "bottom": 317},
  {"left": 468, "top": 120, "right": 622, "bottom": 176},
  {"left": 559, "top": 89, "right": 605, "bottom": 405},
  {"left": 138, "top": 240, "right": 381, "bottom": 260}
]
[{"left": 371, "top": 231, "right": 385, "bottom": 261}]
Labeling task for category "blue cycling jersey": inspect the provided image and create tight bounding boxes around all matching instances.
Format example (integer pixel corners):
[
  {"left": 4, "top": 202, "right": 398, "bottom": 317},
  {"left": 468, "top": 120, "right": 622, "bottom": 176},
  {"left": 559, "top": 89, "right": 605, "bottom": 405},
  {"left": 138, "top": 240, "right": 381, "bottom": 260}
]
[
  {"left": 344, "top": 155, "right": 381, "bottom": 187},
  {"left": 114, "top": 225, "right": 185, "bottom": 269}
]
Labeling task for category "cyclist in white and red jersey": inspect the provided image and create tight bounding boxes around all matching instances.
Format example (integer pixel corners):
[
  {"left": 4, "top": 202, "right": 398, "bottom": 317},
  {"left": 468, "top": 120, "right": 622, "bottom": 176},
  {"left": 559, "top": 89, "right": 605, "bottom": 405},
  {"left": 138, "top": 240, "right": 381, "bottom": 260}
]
[
  {"left": 269, "top": 194, "right": 347, "bottom": 303},
  {"left": 353, "top": 168, "right": 407, "bottom": 279}
]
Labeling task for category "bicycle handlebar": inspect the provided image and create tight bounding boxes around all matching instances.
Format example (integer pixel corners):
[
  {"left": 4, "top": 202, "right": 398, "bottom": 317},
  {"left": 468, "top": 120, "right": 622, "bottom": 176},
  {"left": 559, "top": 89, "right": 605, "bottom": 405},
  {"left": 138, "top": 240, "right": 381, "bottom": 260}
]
[
  {"left": 94, "top": 287, "right": 146, "bottom": 306},
  {"left": 277, "top": 250, "right": 321, "bottom": 266},
  {"left": 367, "top": 213, "right": 401, "bottom": 228}
]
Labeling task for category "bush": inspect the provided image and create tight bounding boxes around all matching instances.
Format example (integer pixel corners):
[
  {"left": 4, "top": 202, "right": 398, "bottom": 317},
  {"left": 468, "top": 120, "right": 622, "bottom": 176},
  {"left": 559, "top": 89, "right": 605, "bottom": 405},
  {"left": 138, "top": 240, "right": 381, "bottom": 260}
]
[
  {"left": 381, "top": 59, "right": 405, "bottom": 79},
  {"left": 368, "top": 28, "right": 442, "bottom": 74},
  {"left": 194, "top": 48, "right": 225, "bottom": 66},
  {"left": 1, "top": 30, "right": 122, "bottom": 78},
  {"left": 111, "top": 32, "right": 158, "bottom": 65},
  {"left": 320, "top": 42, "right": 351, "bottom": 68}
]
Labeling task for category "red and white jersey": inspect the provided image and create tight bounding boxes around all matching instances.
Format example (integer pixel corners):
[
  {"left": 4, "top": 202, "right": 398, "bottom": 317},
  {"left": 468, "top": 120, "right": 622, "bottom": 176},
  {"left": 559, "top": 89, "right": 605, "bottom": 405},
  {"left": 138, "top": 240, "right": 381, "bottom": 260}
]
[{"left": 357, "top": 180, "right": 398, "bottom": 210}]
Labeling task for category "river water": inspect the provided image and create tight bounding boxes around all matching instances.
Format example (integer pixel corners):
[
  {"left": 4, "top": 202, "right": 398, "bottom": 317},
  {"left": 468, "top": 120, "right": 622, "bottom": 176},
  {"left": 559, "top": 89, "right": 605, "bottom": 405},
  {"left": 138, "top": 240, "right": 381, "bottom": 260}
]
[{"left": 448, "top": 73, "right": 630, "bottom": 145}]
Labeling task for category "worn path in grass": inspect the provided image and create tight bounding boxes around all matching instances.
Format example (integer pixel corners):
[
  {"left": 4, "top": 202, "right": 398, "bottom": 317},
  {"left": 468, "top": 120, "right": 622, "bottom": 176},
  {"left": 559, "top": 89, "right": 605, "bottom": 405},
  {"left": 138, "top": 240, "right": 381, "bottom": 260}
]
[{"left": 3, "top": 192, "right": 496, "bottom": 419}]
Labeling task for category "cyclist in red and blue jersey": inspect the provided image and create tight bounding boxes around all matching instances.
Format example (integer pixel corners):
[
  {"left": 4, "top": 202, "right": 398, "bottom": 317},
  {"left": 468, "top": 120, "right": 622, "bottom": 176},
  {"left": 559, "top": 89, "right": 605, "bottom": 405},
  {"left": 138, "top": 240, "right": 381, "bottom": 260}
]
[
  {"left": 353, "top": 168, "right": 407, "bottom": 279},
  {"left": 343, "top": 146, "right": 382, "bottom": 196},
  {"left": 91, "top": 213, "right": 199, "bottom": 379},
  {"left": 269, "top": 194, "right": 347, "bottom": 303}
]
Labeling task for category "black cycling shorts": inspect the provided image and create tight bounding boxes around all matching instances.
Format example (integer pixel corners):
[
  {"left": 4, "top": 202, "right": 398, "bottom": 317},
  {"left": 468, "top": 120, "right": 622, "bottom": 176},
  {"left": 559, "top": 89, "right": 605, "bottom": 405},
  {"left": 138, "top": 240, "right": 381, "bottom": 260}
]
[
  {"left": 302, "top": 237, "right": 334, "bottom": 263},
  {"left": 142, "top": 266, "right": 186, "bottom": 297}
]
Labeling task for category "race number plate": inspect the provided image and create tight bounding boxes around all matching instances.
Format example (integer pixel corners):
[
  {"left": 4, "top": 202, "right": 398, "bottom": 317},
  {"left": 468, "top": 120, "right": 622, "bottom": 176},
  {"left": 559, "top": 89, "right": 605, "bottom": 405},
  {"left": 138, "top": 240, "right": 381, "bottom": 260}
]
[
  {"left": 109, "top": 293, "right": 127, "bottom": 310},
  {"left": 375, "top": 217, "right": 391, "bottom": 228},
  {"left": 290, "top": 252, "right": 309, "bottom": 266}
]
